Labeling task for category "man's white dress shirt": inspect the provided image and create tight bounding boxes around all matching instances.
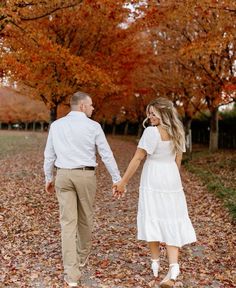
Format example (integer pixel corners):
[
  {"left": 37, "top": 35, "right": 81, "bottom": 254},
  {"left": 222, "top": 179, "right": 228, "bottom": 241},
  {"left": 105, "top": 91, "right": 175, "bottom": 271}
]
[{"left": 44, "top": 111, "right": 121, "bottom": 183}]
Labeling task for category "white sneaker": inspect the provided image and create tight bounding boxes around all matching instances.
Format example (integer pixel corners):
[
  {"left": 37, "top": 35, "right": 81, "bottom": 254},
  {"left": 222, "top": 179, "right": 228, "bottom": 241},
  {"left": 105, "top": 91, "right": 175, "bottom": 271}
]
[{"left": 151, "top": 258, "right": 160, "bottom": 277}]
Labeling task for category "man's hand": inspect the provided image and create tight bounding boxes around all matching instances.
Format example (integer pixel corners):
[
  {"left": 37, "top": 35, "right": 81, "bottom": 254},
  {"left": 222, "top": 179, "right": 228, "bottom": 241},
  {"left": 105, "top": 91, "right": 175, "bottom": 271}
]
[{"left": 45, "top": 181, "right": 55, "bottom": 193}]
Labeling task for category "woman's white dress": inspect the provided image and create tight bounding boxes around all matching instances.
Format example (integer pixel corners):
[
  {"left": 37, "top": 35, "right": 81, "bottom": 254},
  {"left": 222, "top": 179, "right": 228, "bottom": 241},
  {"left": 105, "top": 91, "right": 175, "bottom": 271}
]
[{"left": 137, "top": 126, "right": 196, "bottom": 247}]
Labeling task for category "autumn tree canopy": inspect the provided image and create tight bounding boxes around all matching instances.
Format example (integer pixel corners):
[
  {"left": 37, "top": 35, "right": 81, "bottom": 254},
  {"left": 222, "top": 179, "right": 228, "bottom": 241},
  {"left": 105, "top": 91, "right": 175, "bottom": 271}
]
[
  {"left": 130, "top": 0, "right": 236, "bottom": 150},
  {"left": 0, "top": 86, "right": 49, "bottom": 125},
  {"left": 0, "top": 0, "right": 235, "bottom": 150}
]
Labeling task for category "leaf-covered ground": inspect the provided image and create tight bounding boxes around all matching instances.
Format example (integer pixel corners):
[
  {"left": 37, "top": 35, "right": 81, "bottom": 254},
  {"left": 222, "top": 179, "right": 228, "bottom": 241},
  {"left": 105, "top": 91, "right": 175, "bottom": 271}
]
[
  {"left": 184, "top": 148, "right": 236, "bottom": 220},
  {"left": 0, "top": 131, "right": 235, "bottom": 288}
]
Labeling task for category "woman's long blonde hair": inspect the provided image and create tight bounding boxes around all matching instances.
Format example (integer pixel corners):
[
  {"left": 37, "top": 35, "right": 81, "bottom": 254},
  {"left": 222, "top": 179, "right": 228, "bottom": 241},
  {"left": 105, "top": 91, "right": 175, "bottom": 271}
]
[{"left": 143, "top": 98, "right": 185, "bottom": 153}]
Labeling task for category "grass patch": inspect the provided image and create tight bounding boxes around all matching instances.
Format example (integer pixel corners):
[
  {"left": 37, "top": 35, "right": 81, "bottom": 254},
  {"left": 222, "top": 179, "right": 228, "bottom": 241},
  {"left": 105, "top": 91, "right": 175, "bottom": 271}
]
[
  {"left": 0, "top": 131, "right": 46, "bottom": 159},
  {"left": 184, "top": 148, "right": 236, "bottom": 220}
]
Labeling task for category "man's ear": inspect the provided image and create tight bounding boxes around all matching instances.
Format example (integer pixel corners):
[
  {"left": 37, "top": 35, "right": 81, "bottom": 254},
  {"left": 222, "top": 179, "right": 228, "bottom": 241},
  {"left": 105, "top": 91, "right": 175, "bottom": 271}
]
[{"left": 78, "top": 103, "right": 84, "bottom": 111}]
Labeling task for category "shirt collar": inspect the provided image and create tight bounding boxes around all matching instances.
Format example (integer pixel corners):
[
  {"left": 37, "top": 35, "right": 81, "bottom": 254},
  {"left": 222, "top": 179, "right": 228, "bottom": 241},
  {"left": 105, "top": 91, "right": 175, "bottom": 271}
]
[{"left": 68, "top": 111, "right": 87, "bottom": 118}]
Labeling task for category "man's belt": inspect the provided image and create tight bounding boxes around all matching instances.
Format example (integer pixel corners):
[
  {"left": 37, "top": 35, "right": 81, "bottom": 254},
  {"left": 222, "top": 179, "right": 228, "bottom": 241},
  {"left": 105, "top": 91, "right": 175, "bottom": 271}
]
[
  {"left": 75, "top": 166, "right": 95, "bottom": 170},
  {"left": 57, "top": 166, "right": 95, "bottom": 170}
]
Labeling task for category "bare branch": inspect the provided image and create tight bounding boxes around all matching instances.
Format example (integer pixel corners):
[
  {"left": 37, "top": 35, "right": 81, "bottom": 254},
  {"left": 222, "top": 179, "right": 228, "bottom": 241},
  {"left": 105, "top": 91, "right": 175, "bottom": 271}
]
[{"left": 20, "top": 1, "right": 83, "bottom": 21}]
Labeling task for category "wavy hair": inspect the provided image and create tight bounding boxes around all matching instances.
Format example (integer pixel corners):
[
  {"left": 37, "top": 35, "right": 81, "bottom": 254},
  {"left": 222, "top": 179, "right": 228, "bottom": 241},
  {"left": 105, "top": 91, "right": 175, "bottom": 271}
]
[{"left": 143, "top": 98, "right": 185, "bottom": 153}]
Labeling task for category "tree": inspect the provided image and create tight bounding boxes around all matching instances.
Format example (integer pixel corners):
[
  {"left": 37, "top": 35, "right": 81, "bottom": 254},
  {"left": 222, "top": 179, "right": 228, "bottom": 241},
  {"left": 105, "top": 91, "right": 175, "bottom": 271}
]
[
  {"left": 136, "top": 0, "right": 236, "bottom": 150},
  {"left": 0, "top": 86, "right": 49, "bottom": 128},
  {"left": 0, "top": 1, "right": 161, "bottom": 125},
  {"left": 1, "top": 14, "right": 118, "bottom": 121},
  {"left": 176, "top": 0, "right": 236, "bottom": 151}
]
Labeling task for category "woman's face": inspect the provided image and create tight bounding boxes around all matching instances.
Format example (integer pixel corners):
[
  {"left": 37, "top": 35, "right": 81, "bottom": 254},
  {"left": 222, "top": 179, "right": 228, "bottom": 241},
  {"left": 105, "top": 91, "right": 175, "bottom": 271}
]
[{"left": 147, "top": 106, "right": 160, "bottom": 126}]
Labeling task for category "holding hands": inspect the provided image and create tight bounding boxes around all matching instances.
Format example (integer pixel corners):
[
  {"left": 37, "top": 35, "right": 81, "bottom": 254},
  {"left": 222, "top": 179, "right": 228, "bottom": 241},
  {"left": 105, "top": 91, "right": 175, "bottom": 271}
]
[
  {"left": 112, "top": 148, "right": 146, "bottom": 199},
  {"left": 112, "top": 180, "right": 127, "bottom": 199}
]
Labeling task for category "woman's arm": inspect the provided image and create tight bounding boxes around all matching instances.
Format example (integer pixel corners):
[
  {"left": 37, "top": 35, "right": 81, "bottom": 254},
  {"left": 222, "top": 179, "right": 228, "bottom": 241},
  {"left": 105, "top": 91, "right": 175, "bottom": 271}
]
[
  {"left": 175, "top": 152, "right": 183, "bottom": 170},
  {"left": 113, "top": 148, "right": 146, "bottom": 194}
]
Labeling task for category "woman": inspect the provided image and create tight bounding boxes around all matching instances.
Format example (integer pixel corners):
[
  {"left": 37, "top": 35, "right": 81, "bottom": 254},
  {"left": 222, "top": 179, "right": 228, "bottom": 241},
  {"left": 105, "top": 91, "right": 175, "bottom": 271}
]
[{"left": 113, "top": 98, "right": 196, "bottom": 287}]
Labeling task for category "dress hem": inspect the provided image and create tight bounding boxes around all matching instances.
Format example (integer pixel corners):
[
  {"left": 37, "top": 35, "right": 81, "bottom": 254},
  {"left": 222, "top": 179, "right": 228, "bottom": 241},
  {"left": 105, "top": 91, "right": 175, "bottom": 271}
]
[{"left": 137, "top": 237, "right": 197, "bottom": 248}]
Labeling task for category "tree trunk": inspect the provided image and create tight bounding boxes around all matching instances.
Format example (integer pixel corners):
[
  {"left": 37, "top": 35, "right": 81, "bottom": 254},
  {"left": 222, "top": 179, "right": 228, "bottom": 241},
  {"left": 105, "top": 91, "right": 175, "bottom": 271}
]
[
  {"left": 209, "top": 107, "right": 219, "bottom": 152},
  {"left": 40, "top": 121, "right": 44, "bottom": 131},
  {"left": 50, "top": 106, "right": 58, "bottom": 123},
  {"left": 112, "top": 117, "right": 116, "bottom": 136},
  {"left": 137, "top": 122, "right": 143, "bottom": 138},
  {"left": 32, "top": 122, "right": 36, "bottom": 131},
  {"left": 0, "top": 122, "right": 2, "bottom": 129},
  {"left": 25, "top": 122, "right": 29, "bottom": 130},
  {"left": 183, "top": 116, "right": 192, "bottom": 156},
  {"left": 102, "top": 119, "right": 106, "bottom": 131},
  {"left": 8, "top": 123, "right": 11, "bottom": 130},
  {"left": 112, "top": 124, "right": 116, "bottom": 135},
  {"left": 124, "top": 121, "right": 129, "bottom": 135}
]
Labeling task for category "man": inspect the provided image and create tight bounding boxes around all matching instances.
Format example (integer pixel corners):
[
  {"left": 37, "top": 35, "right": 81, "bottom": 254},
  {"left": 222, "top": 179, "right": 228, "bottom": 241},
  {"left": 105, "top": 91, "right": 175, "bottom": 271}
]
[{"left": 44, "top": 91, "right": 121, "bottom": 287}]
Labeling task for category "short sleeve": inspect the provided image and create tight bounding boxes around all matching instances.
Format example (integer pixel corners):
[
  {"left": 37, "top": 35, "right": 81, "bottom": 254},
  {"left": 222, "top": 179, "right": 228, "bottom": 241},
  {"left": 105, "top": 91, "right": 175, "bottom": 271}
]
[{"left": 138, "top": 126, "right": 159, "bottom": 155}]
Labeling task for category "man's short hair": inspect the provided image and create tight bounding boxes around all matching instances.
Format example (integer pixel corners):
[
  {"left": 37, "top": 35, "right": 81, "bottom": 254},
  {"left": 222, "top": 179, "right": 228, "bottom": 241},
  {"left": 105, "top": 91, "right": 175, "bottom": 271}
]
[{"left": 70, "top": 91, "right": 90, "bottom": 107}]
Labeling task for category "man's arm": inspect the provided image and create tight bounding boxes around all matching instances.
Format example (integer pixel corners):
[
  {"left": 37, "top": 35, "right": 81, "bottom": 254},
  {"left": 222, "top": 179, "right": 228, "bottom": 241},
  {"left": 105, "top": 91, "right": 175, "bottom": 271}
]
[
  {"left": 95, "top": 126, "right": 121, "bottom": 183},
  {"left": 43, "top": 127, "right": 56, "bottom": 192}
]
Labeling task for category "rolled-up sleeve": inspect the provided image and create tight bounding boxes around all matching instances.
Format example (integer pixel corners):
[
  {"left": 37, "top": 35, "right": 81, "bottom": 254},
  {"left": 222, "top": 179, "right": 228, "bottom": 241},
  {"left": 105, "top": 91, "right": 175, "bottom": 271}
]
[
  {"left": 43, "top": 127, "right": 56, "bottom": 183},
  {"left": 95, "top": 125, "right": 121, "bottom": 183},
  {"left": 138, "top": 126, "right": 158, "bottom": 155}
]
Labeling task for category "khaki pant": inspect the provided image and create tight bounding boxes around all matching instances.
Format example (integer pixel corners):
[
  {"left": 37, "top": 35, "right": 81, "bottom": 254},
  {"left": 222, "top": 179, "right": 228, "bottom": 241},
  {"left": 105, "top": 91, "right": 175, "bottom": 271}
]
[{"left": 55, "top": 169, "right": 96, "bottom": 281}]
